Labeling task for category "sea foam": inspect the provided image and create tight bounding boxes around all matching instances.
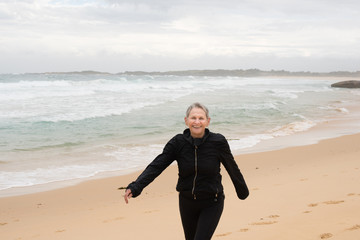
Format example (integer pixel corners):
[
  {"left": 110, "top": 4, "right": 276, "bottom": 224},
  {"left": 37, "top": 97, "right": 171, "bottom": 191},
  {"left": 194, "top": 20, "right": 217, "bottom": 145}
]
[{"left": 1, "top": 74, "right": 358, "bottom": 195}]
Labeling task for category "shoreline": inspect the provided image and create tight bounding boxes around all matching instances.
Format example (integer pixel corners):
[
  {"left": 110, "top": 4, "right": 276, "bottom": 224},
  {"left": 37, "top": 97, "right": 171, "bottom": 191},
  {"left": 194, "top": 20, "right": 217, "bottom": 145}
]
[
  {"left": 1, "top": 75, "right": 359, "bottom": 198},
  {"left": 1, "top": 102, "right": 360, "bottom": 199},
  {"left": 1, "top": 132, "right": 360, "bottom": 239}
]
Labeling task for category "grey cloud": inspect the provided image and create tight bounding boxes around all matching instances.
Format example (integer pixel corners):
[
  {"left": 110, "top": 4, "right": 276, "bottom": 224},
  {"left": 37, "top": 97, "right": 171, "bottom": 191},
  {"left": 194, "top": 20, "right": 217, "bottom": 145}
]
[{"left": 1, "top": 0, "right": 360, "bottom": 73}]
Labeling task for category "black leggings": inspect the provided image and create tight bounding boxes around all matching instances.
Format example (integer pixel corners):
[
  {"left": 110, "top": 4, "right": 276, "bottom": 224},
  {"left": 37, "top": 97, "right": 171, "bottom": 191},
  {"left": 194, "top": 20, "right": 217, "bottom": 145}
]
[{"left": 179, "top": 192, "right": 224, "bottom": 240}]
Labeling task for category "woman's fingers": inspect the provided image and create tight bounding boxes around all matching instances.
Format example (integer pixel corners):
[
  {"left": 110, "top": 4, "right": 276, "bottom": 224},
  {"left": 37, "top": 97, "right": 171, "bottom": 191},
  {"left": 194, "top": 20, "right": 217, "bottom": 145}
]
[{"left": 124, "top": 189, "right": 133, "bottom": 204}]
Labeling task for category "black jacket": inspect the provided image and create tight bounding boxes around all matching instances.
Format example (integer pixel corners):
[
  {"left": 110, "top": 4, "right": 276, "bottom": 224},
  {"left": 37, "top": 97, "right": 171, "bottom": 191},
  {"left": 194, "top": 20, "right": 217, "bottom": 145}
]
[{"left": 127, "top": 128, "right": 249, "bottom": 200}]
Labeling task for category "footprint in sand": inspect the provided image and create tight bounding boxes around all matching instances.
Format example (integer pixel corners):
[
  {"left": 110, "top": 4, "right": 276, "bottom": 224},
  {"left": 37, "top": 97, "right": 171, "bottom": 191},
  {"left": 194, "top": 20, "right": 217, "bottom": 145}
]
[
  {"left": 215, "top": 232, "right": 232, "bottom": 237},
  {"left": 322, "top": 200, "right": 344, "bottom": 205},
  {"left": 347, "top": 193, "right": 360, "bottom": 197},
  {"left": 238, "top": 228, "right": 249, "bottom": 232},
  {"left": 308, "top": 200, "right": 344, "bottom": 208},
  {"left": 308, "top": 203, "right": 319, "bottom": 207},
  {"left": 0, "top": 222, "right": 8, "bottom": 226},
  {"left": 55, "top": 229, "right": 66, "bottom": 233},
  {"left": 250, "top": 221, "right": 277, "bottom": 225},
  {"left": 320, "top": 233, "right": 333, "bottom": 239},
  {"left": 346, "top": 225, "right": 360, "bottom": 231},
  {"left": 250, "top": 215, "right": 280, "bottom": 226}
]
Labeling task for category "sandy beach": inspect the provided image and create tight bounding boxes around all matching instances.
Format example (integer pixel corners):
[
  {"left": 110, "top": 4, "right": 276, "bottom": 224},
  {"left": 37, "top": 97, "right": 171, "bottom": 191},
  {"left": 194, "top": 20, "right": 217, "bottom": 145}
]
[
  {"left": 2, "top": 0, "right": 360, "bottom": 239},
  {"left": 1, "top": 132, "right": 360, "bottom": 240}
]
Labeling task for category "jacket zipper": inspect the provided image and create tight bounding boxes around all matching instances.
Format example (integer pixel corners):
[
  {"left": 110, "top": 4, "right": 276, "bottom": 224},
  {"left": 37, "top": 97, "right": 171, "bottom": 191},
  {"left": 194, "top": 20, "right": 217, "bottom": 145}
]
[{"left": 192, "top": 145, "right": 198, "bottom": 199}]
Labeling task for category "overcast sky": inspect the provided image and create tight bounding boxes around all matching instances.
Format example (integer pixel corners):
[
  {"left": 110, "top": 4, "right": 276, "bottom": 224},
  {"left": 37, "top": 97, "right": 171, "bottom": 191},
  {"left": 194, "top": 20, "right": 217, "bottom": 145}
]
[{"left": 1, "top": 0, "right": 360, "bottom": 73}]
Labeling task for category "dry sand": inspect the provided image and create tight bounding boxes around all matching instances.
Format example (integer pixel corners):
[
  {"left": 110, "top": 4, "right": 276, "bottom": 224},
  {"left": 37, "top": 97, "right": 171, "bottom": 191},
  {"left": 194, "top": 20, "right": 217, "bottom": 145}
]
[{"left": 1, "top": 133, "right": 360, "bottom": 240}]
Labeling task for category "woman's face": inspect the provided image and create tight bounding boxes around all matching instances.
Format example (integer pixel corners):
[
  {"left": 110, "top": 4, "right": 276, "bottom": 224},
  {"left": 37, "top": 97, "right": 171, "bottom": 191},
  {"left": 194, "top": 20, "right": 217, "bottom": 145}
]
[{"left": 184, "top": 107, "right": 210, "bottom": 138}]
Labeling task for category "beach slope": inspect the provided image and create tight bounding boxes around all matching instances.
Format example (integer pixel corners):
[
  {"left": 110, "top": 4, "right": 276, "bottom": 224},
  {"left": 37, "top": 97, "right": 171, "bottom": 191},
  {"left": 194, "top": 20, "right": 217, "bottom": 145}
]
[{"left": 1, "top": 133, "right": 360, "bottom": 240}]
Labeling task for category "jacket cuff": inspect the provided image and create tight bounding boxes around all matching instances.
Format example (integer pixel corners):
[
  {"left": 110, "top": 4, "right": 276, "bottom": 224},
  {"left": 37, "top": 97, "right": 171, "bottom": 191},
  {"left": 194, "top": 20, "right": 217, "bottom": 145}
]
[{"left": 127, "top": 182, "right": 141, "bottom": 198}]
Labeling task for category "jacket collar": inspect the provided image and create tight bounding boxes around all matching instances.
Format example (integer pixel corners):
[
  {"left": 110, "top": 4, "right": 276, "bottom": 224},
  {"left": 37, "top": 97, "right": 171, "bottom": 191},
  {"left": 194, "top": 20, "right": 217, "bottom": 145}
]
[{"left": 183, "top": 128, "right": 210, "bottom": 146}]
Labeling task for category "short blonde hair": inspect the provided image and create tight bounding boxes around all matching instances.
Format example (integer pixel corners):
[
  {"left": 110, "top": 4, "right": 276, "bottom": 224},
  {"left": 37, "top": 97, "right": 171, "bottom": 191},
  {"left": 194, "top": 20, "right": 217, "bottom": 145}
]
[{"left": 186, "top": 102, "right": 209, "bottom": 118}]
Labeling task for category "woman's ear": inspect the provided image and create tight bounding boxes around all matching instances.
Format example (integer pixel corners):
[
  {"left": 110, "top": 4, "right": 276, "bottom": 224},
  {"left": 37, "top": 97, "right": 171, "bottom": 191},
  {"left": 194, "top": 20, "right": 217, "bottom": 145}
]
[
  {"left": 184, "top": 117, "right": 188, "bottom": 126},
  {"left": 206, "top": 117, "right": 211, "bottom": 126}
]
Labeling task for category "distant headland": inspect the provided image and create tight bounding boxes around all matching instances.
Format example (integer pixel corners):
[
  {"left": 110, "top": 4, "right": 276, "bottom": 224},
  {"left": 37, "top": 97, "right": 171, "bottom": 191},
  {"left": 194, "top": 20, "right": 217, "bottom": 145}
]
[{"left": 32, "top": 69, "right": 360, "bottom": 77}]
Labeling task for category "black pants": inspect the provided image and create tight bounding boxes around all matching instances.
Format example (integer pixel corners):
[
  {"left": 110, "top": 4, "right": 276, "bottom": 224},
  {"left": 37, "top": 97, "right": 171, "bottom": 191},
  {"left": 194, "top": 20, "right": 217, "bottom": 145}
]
[{"left": 179, "top": 192, "right": 224, "bottom": 240}]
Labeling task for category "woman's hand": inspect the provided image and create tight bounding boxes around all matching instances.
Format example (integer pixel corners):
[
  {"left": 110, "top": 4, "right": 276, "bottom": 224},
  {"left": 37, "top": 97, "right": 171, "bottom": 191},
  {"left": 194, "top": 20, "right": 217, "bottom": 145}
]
[{"left": 124, "top": 188, "right": 133, "bottom": 204}]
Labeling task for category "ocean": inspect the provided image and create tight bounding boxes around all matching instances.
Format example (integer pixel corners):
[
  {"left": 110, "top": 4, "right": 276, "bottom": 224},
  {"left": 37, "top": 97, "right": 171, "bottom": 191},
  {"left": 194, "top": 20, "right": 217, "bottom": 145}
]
[{"left": 1, "top": 73, "right": 360, "bottom": 196}]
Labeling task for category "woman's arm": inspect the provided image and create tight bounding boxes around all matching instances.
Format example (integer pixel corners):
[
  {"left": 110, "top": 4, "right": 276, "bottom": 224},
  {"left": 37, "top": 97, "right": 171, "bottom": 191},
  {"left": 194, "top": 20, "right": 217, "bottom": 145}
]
[
  {"left": 218, "top": 136, "right": 249, "bottom": 200},
  {"left": 125, "top": 136, "right": 178, "bottom": 200}
]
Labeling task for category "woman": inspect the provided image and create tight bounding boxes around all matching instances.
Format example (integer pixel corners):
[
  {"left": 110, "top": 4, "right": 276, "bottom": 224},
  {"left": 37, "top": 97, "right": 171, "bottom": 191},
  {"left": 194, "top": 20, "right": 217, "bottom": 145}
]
[{"left": 124, "top": 102, "right": 249, "bottom": 240}]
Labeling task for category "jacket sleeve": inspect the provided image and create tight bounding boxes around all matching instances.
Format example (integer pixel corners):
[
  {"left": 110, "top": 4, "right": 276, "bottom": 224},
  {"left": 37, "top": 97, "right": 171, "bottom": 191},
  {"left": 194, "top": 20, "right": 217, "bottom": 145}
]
[
  {"left": 126, "top": 136, "right": 177, "bottom": 198},
  {"left": 218, "top": 136, "right": 249, "bottom": 200}
]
